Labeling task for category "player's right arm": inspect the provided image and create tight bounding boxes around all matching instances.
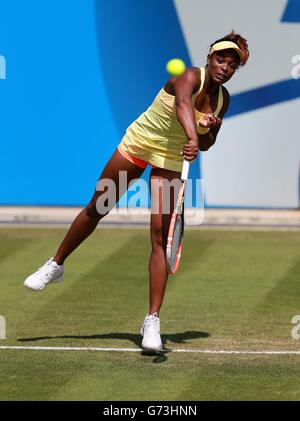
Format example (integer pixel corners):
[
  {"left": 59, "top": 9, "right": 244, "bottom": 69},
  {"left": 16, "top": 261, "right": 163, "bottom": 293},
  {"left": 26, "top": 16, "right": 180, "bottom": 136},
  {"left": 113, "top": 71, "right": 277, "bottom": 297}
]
[{"left": 174, "top": 68, "right": 200, "bottom": 161}]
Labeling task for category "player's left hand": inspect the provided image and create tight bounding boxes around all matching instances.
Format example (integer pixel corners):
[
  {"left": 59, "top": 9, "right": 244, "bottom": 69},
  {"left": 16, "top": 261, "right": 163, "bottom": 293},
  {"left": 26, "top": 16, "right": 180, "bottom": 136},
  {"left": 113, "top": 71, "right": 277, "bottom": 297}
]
[{"left": 198, "top": 113, "right": 222, "bottom": 128}]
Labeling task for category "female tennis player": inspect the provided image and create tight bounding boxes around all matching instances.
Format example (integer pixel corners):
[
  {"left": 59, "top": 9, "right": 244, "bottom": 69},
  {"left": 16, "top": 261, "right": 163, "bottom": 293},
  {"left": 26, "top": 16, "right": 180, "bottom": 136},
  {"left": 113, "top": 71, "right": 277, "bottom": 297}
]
[{"left": 23, "top": 31, "right": 249, "bottom": 352}]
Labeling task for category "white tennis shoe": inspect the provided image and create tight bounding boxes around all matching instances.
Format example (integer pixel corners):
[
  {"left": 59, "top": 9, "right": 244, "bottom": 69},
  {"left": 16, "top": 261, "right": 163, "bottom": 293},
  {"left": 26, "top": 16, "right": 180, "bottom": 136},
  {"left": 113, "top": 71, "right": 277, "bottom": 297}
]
[
  {"left": 140, "top": 313, "right": 163, "bottom": 352},
  {"left": 23, "top": 257, "right": 64, "bottom": 291}
]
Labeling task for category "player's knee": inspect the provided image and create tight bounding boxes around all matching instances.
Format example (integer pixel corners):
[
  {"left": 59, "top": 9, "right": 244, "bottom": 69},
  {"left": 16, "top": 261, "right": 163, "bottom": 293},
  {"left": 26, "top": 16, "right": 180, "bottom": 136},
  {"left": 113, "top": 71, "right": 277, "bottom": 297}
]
[{"left": 151, "top": 226, "right": 164, "bottom": 249}]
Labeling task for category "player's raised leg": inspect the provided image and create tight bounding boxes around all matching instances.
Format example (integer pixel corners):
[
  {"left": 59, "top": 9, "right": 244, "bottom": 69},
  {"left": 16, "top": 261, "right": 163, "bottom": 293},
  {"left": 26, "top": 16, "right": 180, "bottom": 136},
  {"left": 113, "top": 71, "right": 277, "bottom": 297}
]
[{"left": 23, "top": 149, "right": 145, "bottom": 291}]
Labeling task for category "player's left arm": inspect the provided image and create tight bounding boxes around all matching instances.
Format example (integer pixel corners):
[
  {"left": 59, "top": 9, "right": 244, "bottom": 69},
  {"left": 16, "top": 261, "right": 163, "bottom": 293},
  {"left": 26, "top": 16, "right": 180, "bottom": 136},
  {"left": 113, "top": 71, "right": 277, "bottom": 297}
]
[{"left": 198, "top": 87, "right": 230, "bottom": 151}]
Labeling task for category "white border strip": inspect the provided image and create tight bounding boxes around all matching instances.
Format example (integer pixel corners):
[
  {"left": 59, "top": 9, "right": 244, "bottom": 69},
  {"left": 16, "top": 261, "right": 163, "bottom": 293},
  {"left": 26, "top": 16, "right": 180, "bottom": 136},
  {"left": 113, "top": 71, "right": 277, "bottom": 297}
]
[{"left": 1, "top": 345, "right": 300, "bottom": 355}]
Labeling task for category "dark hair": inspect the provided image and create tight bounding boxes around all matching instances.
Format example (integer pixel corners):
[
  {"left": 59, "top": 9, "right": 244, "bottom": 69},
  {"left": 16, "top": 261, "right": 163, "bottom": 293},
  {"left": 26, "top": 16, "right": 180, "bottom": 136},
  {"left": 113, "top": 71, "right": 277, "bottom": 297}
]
[{"left": 210, "top": 30, "right": 249, "bottom": 66}]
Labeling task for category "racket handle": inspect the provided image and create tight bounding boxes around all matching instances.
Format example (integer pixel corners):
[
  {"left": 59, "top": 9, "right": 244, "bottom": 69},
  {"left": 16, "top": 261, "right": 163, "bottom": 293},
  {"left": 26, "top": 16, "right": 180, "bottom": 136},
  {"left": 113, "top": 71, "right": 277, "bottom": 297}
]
[{"left": 181, "top": 159, "right": 190, "bottom": 181}]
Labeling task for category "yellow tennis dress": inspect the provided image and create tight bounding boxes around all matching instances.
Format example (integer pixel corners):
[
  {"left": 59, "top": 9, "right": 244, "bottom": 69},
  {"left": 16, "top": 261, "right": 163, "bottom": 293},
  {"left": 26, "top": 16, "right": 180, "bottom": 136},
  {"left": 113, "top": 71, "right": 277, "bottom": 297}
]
[{"left": 118, "top": 67, "right": 223, "bottom": 172}]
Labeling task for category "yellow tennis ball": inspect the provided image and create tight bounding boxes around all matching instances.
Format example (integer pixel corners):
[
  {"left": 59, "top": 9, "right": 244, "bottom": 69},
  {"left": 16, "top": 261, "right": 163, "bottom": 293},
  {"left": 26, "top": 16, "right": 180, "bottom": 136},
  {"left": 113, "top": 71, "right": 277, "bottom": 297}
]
[{"left": 166, "top": 58, "right": 186, "bottom": 77}]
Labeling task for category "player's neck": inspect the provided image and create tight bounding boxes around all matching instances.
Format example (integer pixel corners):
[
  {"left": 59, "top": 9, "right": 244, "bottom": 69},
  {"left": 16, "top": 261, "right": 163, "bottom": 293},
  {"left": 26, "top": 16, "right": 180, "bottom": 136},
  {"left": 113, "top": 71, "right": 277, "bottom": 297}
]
[{"left": 204, "top": 67, "right": 219, "bottom": 95}]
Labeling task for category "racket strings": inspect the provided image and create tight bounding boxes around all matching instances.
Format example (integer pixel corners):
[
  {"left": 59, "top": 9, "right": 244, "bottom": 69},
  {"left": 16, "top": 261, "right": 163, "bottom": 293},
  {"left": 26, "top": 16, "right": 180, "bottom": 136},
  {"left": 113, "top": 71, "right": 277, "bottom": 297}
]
[{"left": 169, "top": 212, "right": 184, "bottom": 273}]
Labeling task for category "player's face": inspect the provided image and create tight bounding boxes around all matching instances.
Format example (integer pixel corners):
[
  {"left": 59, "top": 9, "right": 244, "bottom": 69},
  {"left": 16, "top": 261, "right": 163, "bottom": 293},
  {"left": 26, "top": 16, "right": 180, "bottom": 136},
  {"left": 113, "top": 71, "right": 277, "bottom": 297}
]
[{"left": 207, "top": 50, "right": 240, "bottom": 84}]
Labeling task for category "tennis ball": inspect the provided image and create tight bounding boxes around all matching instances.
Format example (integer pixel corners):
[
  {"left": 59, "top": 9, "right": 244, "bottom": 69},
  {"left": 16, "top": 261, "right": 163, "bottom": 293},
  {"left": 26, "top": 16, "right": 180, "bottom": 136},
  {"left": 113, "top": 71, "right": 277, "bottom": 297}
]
[{"left": 166, "top": 58, "right": 186, "bottom": 77}]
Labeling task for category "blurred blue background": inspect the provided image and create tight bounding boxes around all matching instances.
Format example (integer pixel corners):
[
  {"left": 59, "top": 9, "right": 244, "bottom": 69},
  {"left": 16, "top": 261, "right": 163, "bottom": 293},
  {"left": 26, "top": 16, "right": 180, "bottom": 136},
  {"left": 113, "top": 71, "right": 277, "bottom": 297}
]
[{"left": 0, "top": 0, "right": 299, "bottom": 208}]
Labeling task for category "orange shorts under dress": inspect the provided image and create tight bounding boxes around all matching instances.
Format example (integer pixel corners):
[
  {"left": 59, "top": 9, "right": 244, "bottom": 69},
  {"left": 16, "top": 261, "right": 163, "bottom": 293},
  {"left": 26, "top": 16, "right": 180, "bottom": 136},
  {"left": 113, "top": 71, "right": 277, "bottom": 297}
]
[{"left": 118, "top": 145, "right": 158, "bottom": 169}]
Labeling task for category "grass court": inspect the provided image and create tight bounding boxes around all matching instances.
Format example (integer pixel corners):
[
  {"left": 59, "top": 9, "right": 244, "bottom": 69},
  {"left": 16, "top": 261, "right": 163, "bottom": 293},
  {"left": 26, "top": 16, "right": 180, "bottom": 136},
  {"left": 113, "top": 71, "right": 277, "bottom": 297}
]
[{"left": 1, "top": 227, "right": 300, "bottom": 400}]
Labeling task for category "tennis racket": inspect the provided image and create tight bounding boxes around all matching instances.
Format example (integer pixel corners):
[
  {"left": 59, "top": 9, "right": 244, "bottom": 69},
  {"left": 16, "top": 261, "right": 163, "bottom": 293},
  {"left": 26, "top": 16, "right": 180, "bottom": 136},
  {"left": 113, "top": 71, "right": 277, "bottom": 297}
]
[{"left": 166, "top": 159, "right": 190, "bottom": 275}]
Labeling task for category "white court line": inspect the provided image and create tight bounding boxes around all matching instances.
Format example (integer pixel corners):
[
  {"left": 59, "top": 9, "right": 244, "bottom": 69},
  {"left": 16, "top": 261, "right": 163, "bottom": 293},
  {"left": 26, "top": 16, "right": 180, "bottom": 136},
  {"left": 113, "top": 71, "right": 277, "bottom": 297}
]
[{"left": 1, "top": 345, "right": 300, "bottom": 355}]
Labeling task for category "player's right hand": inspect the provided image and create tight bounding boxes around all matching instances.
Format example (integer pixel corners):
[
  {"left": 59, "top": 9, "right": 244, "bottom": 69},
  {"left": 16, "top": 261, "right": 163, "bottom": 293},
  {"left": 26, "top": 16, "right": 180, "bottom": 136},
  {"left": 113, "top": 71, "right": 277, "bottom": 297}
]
[
  {"left": 182, "top": 139, "right": 198, "bottom": 161},
  {"left": 198, "top": 113, "right": 222, "bottom": 128}
]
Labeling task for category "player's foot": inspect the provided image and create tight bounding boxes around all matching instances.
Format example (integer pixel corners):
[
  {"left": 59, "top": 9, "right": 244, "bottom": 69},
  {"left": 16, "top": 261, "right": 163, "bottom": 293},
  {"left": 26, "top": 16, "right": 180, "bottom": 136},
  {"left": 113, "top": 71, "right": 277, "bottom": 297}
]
[
  {"left": 140, "top": 313, "right": 163, "bottom": 352},
  {"left": 23, "top": 257, "right": 64, "bottom": 291}
]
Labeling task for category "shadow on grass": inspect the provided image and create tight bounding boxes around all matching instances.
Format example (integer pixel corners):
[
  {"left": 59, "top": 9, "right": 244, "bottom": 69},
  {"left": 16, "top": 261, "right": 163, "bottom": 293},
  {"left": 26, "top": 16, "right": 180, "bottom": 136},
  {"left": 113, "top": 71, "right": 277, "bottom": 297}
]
[
  {"left": 18, "top": 331, "right": 209, "bottom": 346},
  {"left": 18, "top": 331, "right": 209, "bottom": 363}
]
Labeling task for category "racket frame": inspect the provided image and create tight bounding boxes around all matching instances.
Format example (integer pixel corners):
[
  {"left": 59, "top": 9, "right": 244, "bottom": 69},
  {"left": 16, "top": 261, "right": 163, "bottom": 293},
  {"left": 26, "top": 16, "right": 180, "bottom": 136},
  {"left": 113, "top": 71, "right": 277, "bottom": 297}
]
[{"left": 166, "top": 159, "right": 190, "bottom": 274}]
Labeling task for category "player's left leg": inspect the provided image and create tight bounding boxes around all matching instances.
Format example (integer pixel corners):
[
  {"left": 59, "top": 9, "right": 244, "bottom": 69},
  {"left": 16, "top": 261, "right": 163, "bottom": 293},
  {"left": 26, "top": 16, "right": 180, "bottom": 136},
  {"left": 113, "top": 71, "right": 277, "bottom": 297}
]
[
  {"left": 148, "top": 167, "right": 181, "bottom": 314},
  {"left": 141, "top": 167, "right": 181, "bottom": 351}
]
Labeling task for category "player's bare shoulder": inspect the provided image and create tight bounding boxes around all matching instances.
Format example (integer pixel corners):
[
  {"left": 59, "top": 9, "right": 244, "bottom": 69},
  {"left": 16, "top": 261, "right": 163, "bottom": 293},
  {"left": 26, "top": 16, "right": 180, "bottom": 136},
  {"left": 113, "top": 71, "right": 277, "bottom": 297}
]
[
  {"left": 164, "top": 67, "right": 200, "bottom": 96},
  {"left": 187, "top": 67, "right": 201, "bottom": 92}
]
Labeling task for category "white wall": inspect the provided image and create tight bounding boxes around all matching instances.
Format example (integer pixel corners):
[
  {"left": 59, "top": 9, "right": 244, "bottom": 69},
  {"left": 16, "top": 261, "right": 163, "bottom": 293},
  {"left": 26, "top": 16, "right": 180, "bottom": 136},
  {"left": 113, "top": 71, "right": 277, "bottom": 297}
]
[{"left": 175, "top": 0, "right": 300, "bottom": 208}]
